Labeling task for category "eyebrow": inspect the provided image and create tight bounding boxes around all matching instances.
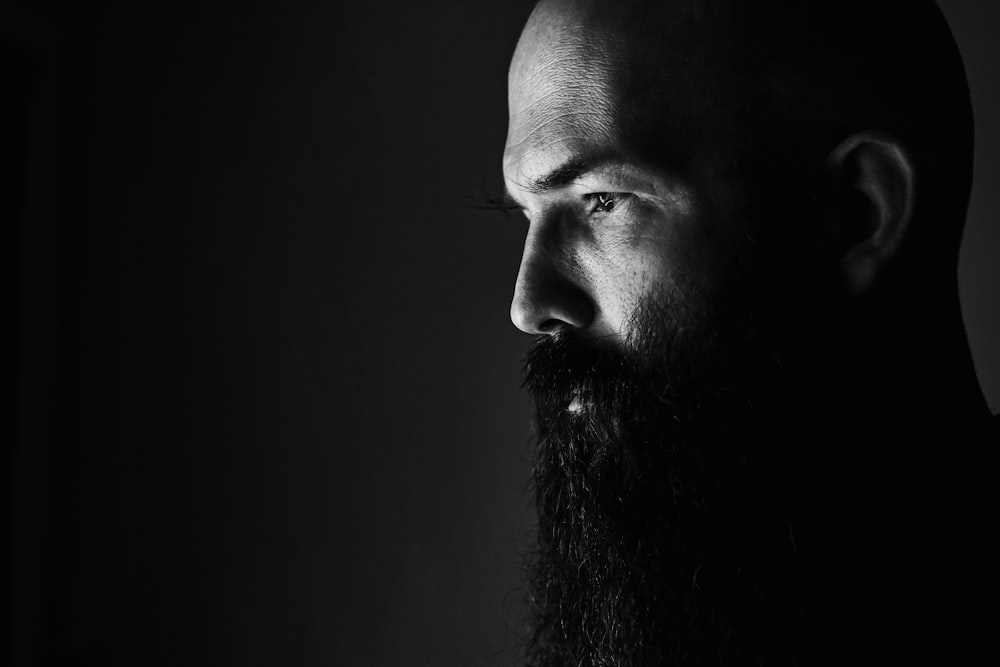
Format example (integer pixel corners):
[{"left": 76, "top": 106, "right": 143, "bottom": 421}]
[
  {"left": 505, "top": 154, "right": 620, "bottom": 203},
  {"left": 529, "top": 156, "right": 600, "bottom": 193}
]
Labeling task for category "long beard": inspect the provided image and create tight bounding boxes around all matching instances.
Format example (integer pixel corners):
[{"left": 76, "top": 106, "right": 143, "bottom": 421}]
[{"left": 521, "top": 291, "right": 805, "bottom": 667}]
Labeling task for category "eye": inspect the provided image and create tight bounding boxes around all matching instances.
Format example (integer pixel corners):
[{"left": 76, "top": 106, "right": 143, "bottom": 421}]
[{"left": 585, "top": 192, "right": 631, "bottom": 215}]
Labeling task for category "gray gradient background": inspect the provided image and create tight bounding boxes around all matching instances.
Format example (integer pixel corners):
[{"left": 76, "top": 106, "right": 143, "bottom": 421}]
[{"left": 7, "top": 1, "right": 997, "bottom": 665}]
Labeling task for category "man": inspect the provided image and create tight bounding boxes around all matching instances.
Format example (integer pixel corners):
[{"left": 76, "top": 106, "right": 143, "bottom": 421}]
[{"left": 500, "top": 0, "right": 996, "bottom": 665}]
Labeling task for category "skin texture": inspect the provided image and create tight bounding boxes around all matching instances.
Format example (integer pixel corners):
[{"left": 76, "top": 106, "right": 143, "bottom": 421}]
[{"left": 504, "top": 0, "right": 744, "bottom": 344}]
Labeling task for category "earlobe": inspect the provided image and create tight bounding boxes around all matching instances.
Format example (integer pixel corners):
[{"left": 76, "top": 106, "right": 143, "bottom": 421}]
[{"left": 825, "top": 132, "right": 916, "bottom": 296}]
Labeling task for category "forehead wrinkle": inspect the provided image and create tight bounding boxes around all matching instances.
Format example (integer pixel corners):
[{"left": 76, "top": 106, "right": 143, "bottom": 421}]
[
  {"left": 506, "top": 88, "right": 618, "bottom": 193},
  {"left": 509, "top": 18, "right": 621, "bottom": 98},
  {"left": 512, "top": 88, "right": 612, "bottom": 133},
  {"left": 516, "top": 1, "right": 730, "bottom": 116},
  {"left": 505, "top": 137, "right": 611, "bottom": 199},
  {"left": 507, "top": 44, "right": 621, "bottom": 184},
  {"left": 505, "top": 1, "right": 733, "bottom": 198},
  {"left": 510, "top": 109, "right": 615, "bottom": 161},
  {"left": 512, "top": 48, "right": 617, "bottom": 118}
]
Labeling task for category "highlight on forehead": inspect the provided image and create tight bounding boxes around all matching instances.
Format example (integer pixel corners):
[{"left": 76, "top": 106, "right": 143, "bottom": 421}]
[
  {"left": 520, "top": 0, "right": 731, "bottom": 50},
  {"left": 507, "top": 5, "right": 620, "bottom": 106},
  {"left": 509, "top": 0, "right": 735, "bottom": 112},
  {"left": 505, "top": 0, "right": 742, "bottom": 179}
]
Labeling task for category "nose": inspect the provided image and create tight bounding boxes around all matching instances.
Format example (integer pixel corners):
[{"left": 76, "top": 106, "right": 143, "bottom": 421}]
[{"left": 510, "top": 221, "right": 594, "bottom": 334}]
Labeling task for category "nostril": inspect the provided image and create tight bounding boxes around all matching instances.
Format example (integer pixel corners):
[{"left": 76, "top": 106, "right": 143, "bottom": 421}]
[{"left": 537, "top": 319, "right": 562, "bottom": 334}]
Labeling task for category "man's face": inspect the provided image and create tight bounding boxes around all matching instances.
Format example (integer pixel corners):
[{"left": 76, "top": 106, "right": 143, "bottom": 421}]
[{"left": 502, "top": 0, "right": 746, "bottom": 353}]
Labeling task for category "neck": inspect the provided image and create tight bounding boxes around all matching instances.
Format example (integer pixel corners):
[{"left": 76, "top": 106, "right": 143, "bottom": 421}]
[
  {"left": 784, "top": 288, "right": 990, "bottom": 443},
  {"left": 768, "top": 287, "right": 991, "bottom": 663}
]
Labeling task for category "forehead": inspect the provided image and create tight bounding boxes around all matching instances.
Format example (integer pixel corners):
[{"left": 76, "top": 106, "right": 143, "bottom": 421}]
[
  {"left": 503, "top": 23, "right": 623, "bottom": 184},
  {"left": 503, "top": 0, "right": 716, "bottom": 188}
]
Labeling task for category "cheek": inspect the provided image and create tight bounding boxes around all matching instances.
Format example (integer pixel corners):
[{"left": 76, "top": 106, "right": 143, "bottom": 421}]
[{"left": 579, "top": 226, "right": 704, "bottom": 337}]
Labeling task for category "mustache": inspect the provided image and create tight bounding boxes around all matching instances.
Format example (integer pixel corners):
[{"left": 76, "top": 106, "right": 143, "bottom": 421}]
[
  {"left": 520, "top": 320, "right": 714, "bottom": 430},
  {"left": 522, "top": 331, "right": 635, "bottom": 408},
  {"left": 522, "top": 330, "right": 628, "bottom": 386}
]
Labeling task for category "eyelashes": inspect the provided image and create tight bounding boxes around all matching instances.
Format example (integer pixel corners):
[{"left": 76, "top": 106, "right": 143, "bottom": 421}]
[
  {"left": 470, "top": 189, "right": 633, "bottom": 220},
  {"left": 468, "top": 189, "right": 523, "bottom": 217}
]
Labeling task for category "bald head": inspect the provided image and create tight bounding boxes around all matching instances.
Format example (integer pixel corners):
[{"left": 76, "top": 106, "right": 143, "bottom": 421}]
[
  {"left": 508, "top": 0, "right": 743, "bottom": 177},
  {"left": 508, "top": 0, "right": 973, "bottom": 231}
]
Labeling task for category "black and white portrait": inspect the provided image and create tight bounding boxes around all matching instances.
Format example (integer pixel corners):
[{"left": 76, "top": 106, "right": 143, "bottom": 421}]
[{"left": 7, "top": 1, "right": 998, "bottom": 665}]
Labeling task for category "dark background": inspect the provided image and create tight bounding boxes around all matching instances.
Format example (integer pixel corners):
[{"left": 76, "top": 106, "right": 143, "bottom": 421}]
[{"left": 6, "top": 1, "right": 998, "bottom": 665}]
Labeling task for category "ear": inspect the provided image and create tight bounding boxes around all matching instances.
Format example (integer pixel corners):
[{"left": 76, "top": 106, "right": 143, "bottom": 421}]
[{"left": 824, "top": 132, "right": 916, "bottom": 296}]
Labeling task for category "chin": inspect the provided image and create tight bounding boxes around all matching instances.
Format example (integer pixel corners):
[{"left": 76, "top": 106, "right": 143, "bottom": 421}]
[{"left": 519, "top": 290, "right": 809, "bottom": 666}]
